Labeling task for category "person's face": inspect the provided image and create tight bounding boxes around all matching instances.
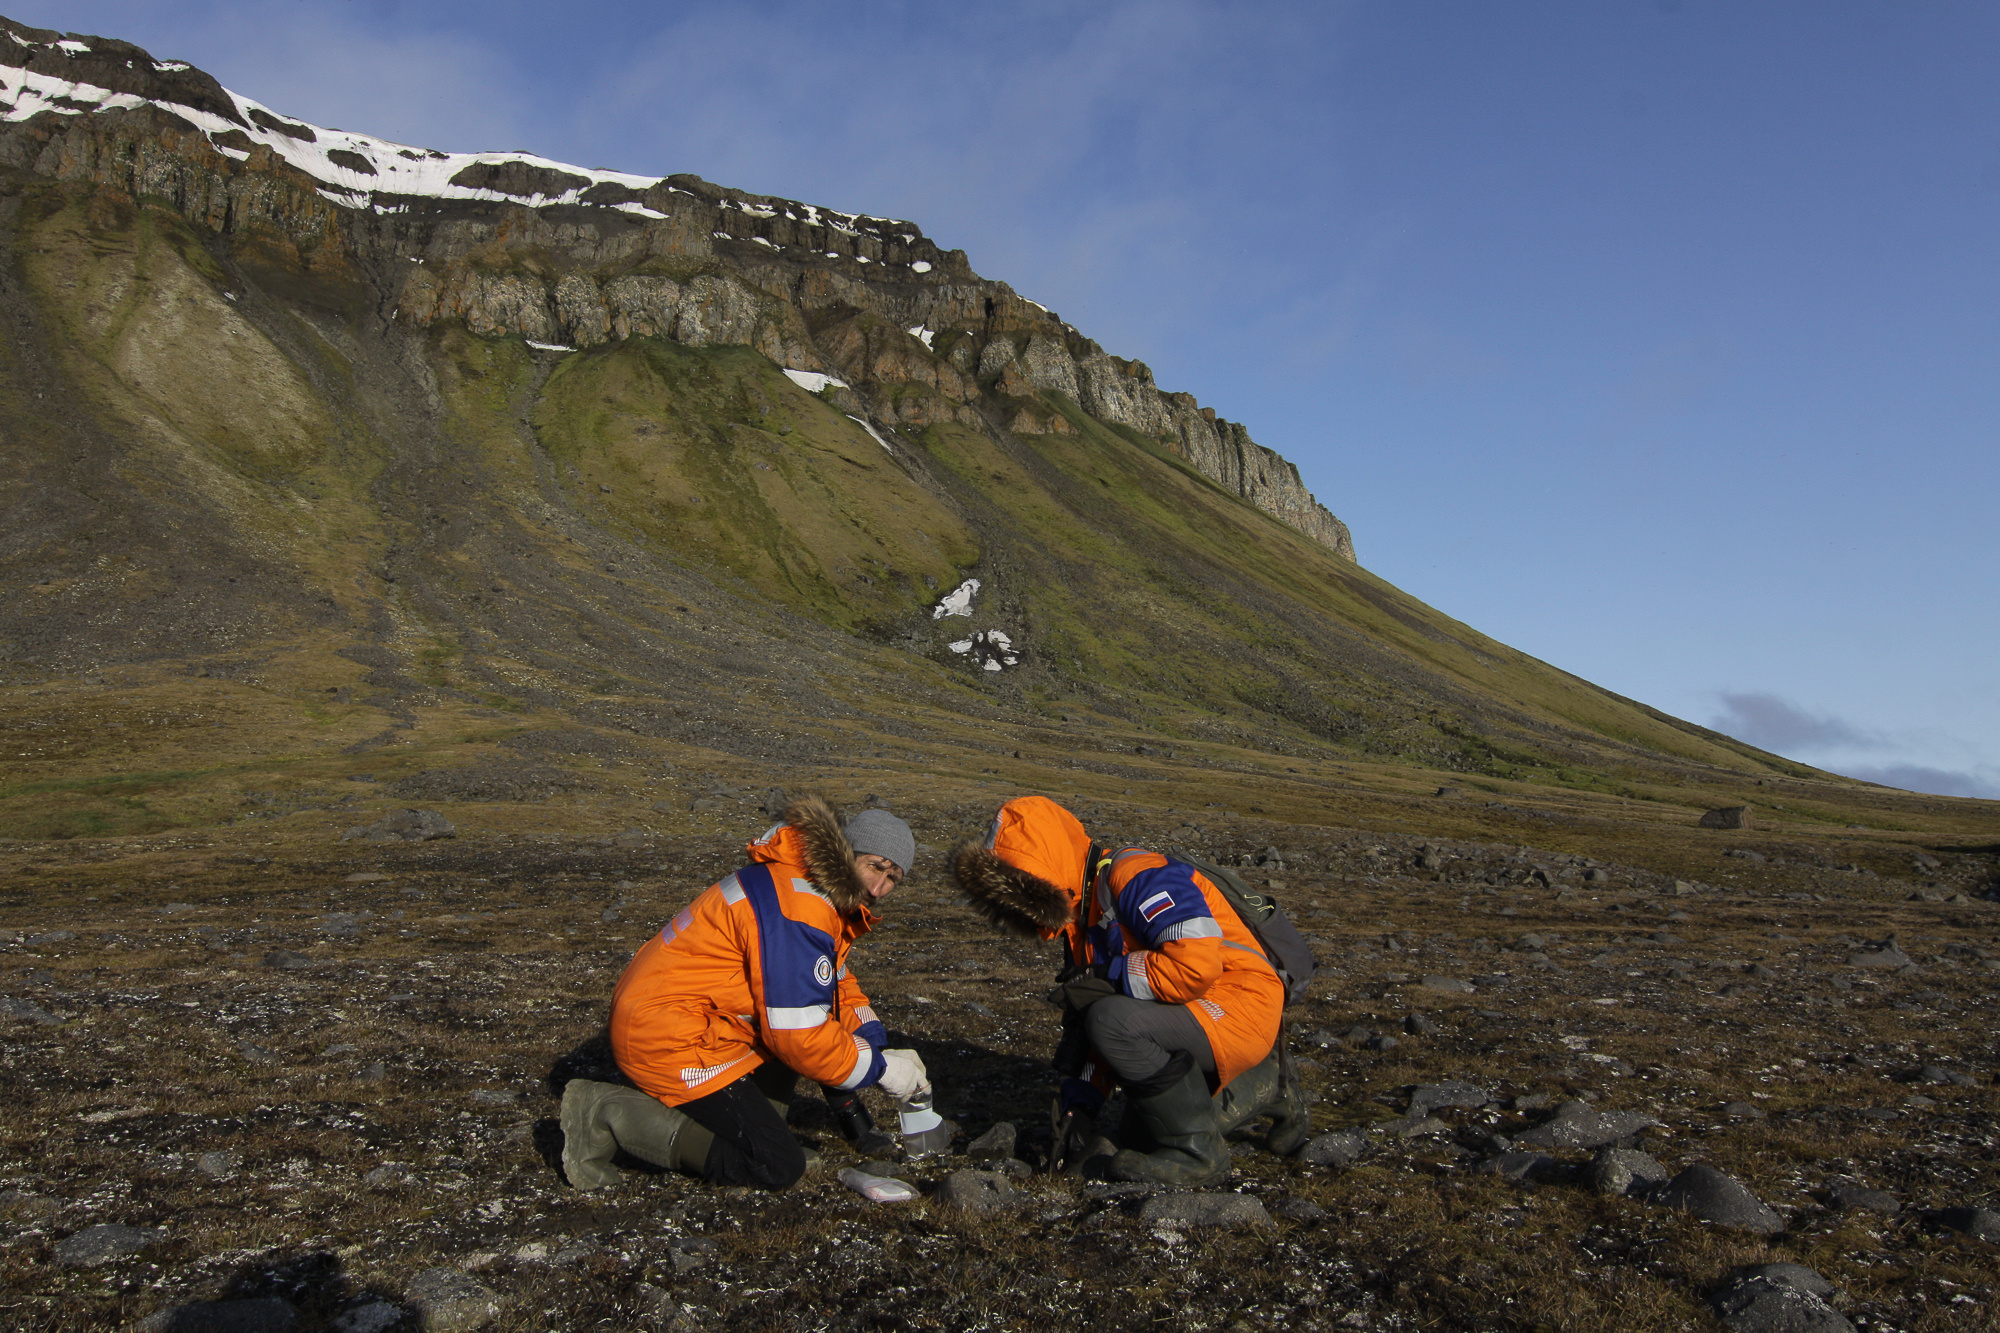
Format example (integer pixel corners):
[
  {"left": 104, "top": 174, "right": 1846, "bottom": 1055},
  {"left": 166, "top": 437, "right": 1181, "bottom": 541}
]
[{"left": 855, "top": 853, "right": 903, "bottom": 903}]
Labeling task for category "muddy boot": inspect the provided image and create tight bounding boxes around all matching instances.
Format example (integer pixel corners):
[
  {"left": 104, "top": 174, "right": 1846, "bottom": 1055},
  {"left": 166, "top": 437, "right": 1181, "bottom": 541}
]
[
  {"left": 1214, "top": 1052, "right": 1312, "bottom": 1157},
  {"left": 1213, "top": 1054, "right": 1280, "bottom": 1138},
  {"left": 560, "top": 1079, "right": 713, "bottom": 1188},
  {"left": 1108, "top": 1053, "right": 1229, "bottom": 1188}
]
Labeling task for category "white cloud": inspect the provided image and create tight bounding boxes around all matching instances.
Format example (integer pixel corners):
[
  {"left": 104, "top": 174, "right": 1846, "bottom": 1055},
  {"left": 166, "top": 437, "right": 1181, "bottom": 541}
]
[{"left": 1709, "top": 691, "right": 1998, "bottom": 801}]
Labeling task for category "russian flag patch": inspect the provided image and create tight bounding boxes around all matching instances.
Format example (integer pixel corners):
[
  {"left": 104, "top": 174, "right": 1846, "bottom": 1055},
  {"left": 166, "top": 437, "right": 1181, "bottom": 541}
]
[{"left": 1138, "top": 891, "right": 1175, "bottom": 922}]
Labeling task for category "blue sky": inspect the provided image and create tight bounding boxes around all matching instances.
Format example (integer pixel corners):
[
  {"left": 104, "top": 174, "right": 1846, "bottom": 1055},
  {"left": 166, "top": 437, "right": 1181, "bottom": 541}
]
[{"left": 22, "top": 1, "right": 1999, "bottom": 798}]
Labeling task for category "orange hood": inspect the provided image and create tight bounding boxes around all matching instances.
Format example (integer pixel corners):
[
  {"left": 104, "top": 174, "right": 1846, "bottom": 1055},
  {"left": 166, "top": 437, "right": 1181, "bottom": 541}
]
[{"left": 951, "top": 795, "right": 1090, "bottom": 939}]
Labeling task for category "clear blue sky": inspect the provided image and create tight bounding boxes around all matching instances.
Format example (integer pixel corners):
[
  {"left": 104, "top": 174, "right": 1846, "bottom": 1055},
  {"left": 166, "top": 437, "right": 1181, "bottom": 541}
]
[{"left": 21, "top": 1, "right": 2000, "bottom": 798}]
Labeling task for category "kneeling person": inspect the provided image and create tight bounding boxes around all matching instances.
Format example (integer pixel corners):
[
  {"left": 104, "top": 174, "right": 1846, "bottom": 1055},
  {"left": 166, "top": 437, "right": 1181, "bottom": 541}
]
[
  {"left": 563, "top": 798, "right": 927, "bottom": 1190},
  {"left": 954, "top": 796, "right": 1305, "bottom": 1186}
]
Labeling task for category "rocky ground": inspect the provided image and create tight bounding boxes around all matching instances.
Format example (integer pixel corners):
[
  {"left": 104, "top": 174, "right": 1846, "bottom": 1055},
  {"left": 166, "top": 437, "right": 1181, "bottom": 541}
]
[{"left": 1, "top": 802, "right": 1995, "bottom": 1332}]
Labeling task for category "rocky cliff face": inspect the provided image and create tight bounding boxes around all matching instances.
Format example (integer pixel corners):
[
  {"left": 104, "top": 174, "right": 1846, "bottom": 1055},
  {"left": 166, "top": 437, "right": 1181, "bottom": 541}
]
[{"left": 0, "top": 15, "right": 1353, "bottom": 561}]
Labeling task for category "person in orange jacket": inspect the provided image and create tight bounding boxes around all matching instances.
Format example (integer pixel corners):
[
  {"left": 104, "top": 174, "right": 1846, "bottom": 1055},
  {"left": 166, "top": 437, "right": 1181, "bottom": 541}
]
[
  {"left": 953, "top": 795, "right": 1305, "bottom": 1185},
  {"left": 561, "top": 797, "right": 929, "bottom": 1190}
]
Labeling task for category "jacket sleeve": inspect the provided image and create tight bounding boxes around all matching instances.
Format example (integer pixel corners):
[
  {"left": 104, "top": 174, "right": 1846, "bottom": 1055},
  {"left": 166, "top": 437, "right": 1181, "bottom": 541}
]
[
  {"left": 742, "top": 891, "right": 887, "bottom": 1091},
  {"left": 1104, "top": 861, "right": 1225, "bottom": 1003},
  {"left": 836, "top": 958, "right": 888, "bottom": 1050}
]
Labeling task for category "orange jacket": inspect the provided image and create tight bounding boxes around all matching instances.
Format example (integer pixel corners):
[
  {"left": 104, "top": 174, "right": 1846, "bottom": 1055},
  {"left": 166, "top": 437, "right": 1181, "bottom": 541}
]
[
  {"left": 963, "top": 796, "right": 1281, "bottom": 1090},
  {"left": 1070, "top": 846, "right": 1283, "bottom": 1088},
  {"left": 611, "top": 821, "right": 887, "bottom": 1106}
]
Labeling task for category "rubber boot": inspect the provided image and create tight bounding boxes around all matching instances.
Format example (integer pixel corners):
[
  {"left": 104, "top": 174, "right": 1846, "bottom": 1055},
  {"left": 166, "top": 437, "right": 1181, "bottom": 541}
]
[
  {"left": 1107, "top": 1055, "right": 1230, "bottom": 1187},
  {"left": 1213, "top": 1052, "right": 1312, "bottom": 1157},
  {"left": 559, "top": 1079, "right": 714, "bottom": 1189}
]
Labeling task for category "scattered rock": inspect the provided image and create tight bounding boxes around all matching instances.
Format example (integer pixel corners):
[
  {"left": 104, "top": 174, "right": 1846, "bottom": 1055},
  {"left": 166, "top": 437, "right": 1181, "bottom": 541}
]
[
  {"left": 1402, "top": 1013, "right": 1439, "bottom": 1036},
  {"left": 1652, "top": 1163, "right": 1784, "bottom": 1234},
  {"left": 964, "top": 1122, "right": 1017, "bottom": 1162},
  {"left": 1513, "top": 1101, "right": 1662, "bottom": 1150},
  {"left": 26, "top": 929, "right": 75, "bottom": 944},
  {"left": 1407, "top": 1080, "right": 1493, "bottom": 1117},
  {"left": 1419, "top": 976, "right": 1475, "bottom": 993},
  {"left": 403, "top": 1268, "right": 502, "bottom": 1332},
  {"left": 340, "top": 809, "right": 457, "bottom": 844},
  {"left": 1474, "top": 1150, "right": 1556, "bottom": 1182},
  {"left": 196, "top": 1150, "right": 241, "bottom": 1180},
  {"left": 935, "top": 1169, "right": 1018, "bottom": 1214},
  {"left": 329, "top": 1301, "right": 404, "bottom": 1333},
  {"left": 1931, "top": 1206, "right": 2000, "bottom": 1243},
  {"left": 261, "top": 950, "right": 313, "bottom": 970},
  {"left": 1711, "top": 1263, "right": 1852, "bottom": 1333},
  {"left": 667, "top": 1237, "right": 718, "bottom": 1272},
  {"left": 1589, "top": 1146, "right": 1670, "bottom": 1198},
  {"left": 1827, "top": 1186, "right": 1899, "bottom": 1215},
  {"left": 1512, "top": 1092, "right": 1555, "bottom": 1113},
  {"left": 469, "top": 1089, "right": 518, "bottom": 1106},
  {"left": 1, "top": 995, "right": 62, "bottom": 1025},
  {"left": 1270, "top": 1197, "right": 1325, "bottom": 1222},
  {"left": 1902, "top": 1065, "right": 1975, "bottom": 1087},
  {"left": 139, "top": 1297, "right": 298, "bottom": 1332},
  {"left": 600, "top": 906, "right": 622, "bottom": 924},
  {"left": 629, "top": 1284, "right": 678, "bottom": 1322},
  {"left": 1720, "top": 1100, "right": 1766, "bottom": 1119},
  {"left": 55, "top": 1223, "right": 168, "bottom": 1266},
  {"left": 1297, "top": 1129, "right": 1370, "bottom": 1167},
  {"left": 1135, "top": 1193, "right": 1271, "bottom": 1228},
  {"left": 1848, "top": 945, "right": 1914, "bottom": 970},
  {"left": 364, "top": 1163, "right": 413, "bottom": 1188},
  {"left": 1700, "top": 806, "right": 1754, "bottom": 830}
]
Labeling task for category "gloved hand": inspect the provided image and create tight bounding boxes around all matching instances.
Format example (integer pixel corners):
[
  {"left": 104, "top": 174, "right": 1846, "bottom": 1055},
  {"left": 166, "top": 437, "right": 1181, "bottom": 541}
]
[
  {"left": 877, "top": 1048, "right": 930, "bottom": 1101},
  {"left": 1048, "top": 962, "right": 1117, "bottom": 1012},
  {"left": 1048, "top": 1077, "right": 1105, "bottom": 1175}
]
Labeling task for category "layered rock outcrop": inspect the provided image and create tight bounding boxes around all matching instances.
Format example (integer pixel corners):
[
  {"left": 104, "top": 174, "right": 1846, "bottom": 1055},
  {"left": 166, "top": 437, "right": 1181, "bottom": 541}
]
[{"left": 0, "top": 14, "right": 1353, "bottom": 560}]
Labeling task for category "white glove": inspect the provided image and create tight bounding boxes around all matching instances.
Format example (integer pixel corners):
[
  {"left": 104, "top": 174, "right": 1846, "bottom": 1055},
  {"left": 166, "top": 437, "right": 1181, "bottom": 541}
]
[{"left": 877, "top": 1048, "right": 930, "bottom": 1101}]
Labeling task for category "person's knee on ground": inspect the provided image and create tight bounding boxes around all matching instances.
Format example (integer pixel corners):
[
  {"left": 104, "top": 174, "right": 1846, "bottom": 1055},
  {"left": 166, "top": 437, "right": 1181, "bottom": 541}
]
[
  {"left": 678, "top": 1076, "right": 810, "bottom": 1189},
  {"left": 560, "top": 1078, "right": 714, "bottom": 1188}
]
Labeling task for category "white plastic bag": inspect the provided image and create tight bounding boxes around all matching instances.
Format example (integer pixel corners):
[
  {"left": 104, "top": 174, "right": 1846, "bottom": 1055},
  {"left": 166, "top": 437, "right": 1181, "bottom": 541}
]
[{"left": 837, "top": 1167, "right": 918, "bottom": 1203}]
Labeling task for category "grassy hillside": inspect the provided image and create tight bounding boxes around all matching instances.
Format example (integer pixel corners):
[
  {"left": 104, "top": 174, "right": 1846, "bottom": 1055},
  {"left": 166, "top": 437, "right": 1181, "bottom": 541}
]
[{"left": 0, "top": 182, "right": 1993, "bottom": 861}]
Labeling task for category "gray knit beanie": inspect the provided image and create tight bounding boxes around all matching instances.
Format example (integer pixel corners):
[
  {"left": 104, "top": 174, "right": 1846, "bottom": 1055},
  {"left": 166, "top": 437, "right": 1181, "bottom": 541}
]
[{"left": 844, "top": 808, "right": 916, "bottom": 873}]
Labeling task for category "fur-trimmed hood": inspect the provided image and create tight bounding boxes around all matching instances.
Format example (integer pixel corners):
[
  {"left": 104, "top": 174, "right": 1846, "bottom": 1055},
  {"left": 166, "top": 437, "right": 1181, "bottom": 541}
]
[
  {"left": 951, "top": 795, "right": 1090, "bottom": 939},
  {"left": 748, "top": 794, "right": 867, "bottom": 915}
]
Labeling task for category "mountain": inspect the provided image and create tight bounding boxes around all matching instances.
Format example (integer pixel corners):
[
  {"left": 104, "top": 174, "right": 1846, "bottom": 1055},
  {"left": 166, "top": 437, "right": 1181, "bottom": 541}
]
[{"left": 0, "top": 13, "right": 1987, "bottom": 851}]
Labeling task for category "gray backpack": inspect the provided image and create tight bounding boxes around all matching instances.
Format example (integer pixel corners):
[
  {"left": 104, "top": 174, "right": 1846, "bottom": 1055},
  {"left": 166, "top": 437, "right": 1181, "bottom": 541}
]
[{"left": 1179, "top": 854, "right": 1319, "bottom": 1004}]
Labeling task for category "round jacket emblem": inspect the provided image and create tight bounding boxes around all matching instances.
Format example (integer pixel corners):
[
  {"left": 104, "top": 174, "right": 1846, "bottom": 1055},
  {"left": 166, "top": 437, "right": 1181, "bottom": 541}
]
[{"left": 814, "top": 955, "right": 834, "bottom": 986}]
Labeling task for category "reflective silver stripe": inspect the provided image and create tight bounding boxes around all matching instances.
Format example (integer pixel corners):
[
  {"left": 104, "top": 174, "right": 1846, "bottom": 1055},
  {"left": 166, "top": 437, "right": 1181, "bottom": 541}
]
[
  {"left": 1157, "top": 917, "right": 1224, "bottom": 942},
  {"left": 833, "top": 1034, "right": 871, "bottom": 1090},
  {"left": 718, "top": 874, "right": 746, "bottom": 905},
  {"left": 853, "top": 1005, "right": 878, "bottom": 1026},
  {"left": 680, "top": 1055, "right": 747, "bottom": 1088},
  {"left": 789, "top": 876, "right": 831, "bottom": 905},
  {"left": 836, "top": 964, "right": 851, "bottom": 981},
  {"left": 1125, "top": 952, "right": 1154, "bottom": 1001},
  {"left": 764, "top": 1003, "right": 832, "bottom": 1030},
  {"left": 1196, "top": 997, "right": 1226, "bottom": 1021}
]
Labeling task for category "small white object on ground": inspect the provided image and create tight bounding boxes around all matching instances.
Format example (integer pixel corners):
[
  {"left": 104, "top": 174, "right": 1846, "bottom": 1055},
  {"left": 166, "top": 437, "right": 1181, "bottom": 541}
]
[{"left": 838, "top": 1167, "right": 918, "bottom": 1202}]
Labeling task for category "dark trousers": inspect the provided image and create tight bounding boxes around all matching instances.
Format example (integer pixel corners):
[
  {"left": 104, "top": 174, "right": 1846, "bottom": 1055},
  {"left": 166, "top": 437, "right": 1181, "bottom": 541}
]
[
  {"left": 1084, "top": 996, "right": 1217, "bottom": 1085},
  {"left": 677, "top": 1061, "right": 807, "bottom": 1189}
]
